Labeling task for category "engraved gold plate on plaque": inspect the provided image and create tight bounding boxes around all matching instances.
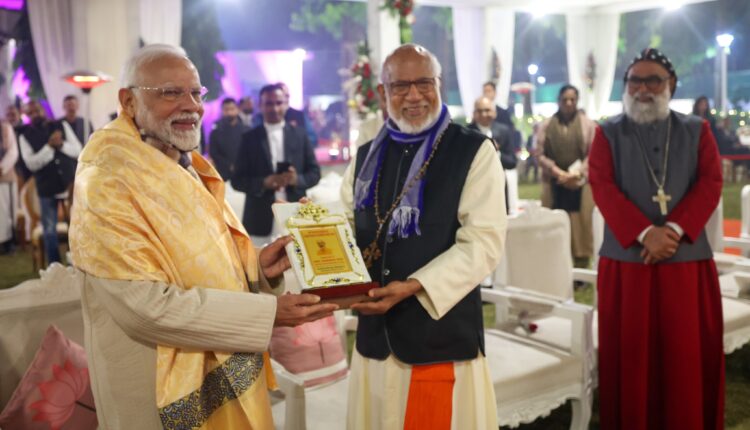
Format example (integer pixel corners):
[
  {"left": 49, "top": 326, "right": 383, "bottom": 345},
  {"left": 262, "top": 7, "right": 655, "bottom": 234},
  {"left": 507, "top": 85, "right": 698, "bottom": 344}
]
[{"left": 273, "top": 202, "right": 378, "bottom": 304}]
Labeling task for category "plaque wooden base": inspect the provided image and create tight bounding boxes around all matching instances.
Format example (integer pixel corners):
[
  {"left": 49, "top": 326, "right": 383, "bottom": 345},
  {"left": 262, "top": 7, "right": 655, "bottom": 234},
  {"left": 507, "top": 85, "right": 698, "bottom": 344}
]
[{"left": 309, "top": 281, "right": 380, "bottom": 309}]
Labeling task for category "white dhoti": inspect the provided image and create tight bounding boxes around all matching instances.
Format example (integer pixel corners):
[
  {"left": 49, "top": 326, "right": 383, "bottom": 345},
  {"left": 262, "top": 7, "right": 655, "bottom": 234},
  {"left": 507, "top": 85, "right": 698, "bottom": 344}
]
[{"left": 346, "top": 350, "right": 498, "bottom": 430}]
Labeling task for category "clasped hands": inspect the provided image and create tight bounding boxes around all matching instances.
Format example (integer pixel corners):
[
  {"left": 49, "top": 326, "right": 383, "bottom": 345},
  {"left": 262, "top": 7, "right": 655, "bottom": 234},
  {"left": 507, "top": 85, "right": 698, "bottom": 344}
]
[
  {"left": 263, "top": 166, "right": 298, "bottom": 191},
  {"left": 556, "top": 170, "right": 582, "bottom": 190},
  {"left": 47, "top": 130, "right": 63, "bottom": 149},
  {"left": 640, "top": 225, "right": 681, "bottom": 264}
]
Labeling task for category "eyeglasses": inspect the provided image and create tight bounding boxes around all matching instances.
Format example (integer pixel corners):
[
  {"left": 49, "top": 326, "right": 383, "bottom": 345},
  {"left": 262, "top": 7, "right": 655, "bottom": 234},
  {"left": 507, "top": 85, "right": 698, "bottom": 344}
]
[
  {"left": 386, "top": 78, "right": 437, "bottom": 96},
  {"left": 625, "top": 75, "right": 670, "bottom": 91},
  {"left": 130, "top": 86, "right": 209, "bottom": 103}
]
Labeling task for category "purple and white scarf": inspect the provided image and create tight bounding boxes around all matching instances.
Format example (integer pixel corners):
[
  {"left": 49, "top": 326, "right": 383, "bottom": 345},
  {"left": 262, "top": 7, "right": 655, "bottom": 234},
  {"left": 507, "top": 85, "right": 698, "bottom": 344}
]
[{"left": 354, "top": 104, "right": 451, "bottom": 238}]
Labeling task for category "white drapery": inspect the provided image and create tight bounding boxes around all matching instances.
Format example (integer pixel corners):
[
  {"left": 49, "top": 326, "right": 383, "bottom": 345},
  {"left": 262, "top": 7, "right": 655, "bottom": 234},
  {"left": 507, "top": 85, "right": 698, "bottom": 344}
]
[
  {"left": 140, "top": 0, "right": 182, "bottom": 46},
  {"left": 27, "top": 0, "right": 77, "bottom": 119},
  {"left": 27, "top": 0, "right": 180, "bottom": 129},
  {"left": 452, "top": 7, "right": 485, "bottom": 118},
  {"left": 0, "top": 40, "right": 16, "bottom": 112},
  {"left": 366, "top": 0, "right": 400, "bottom": 78},
  {"left": 487, "top": 8, "right": 515, "bottom": 113},
  {"left": 452, "top": 6, "right": 515, "bottom": 119},
  {"left": 565, "top": 12, "right": 620, "bottom": 119}
]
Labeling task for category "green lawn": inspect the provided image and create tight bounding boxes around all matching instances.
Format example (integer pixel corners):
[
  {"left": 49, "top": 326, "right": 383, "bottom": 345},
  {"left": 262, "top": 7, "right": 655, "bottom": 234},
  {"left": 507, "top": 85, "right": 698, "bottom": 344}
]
[{"left": 0, "top": 247, "right": 35, "bottom": 289}]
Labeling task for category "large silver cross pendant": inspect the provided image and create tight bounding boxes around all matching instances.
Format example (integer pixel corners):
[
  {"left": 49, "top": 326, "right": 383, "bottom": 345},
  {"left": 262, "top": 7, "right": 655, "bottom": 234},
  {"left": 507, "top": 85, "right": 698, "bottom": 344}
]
[{"left": 652, "top": 186, "right": 672, "bottom": 216}]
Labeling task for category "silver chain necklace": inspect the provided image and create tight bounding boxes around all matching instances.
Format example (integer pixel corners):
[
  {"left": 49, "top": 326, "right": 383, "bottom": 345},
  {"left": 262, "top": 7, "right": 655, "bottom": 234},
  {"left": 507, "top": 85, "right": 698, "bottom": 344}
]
[{"left": 632, "top": 117, "right": 672, "bottom": 215}]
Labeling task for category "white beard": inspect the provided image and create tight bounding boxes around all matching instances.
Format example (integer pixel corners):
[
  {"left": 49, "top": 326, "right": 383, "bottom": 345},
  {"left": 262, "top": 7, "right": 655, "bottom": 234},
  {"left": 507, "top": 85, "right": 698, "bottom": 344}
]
[
  {"left": 135, "top": 97, "right": 202, "bottom": 152},
  {"left": 623, "top": 86, "right": 671, "bottom": 124},
  {"left": 386, "top": 92, "right": 442, "bottom": 134}
]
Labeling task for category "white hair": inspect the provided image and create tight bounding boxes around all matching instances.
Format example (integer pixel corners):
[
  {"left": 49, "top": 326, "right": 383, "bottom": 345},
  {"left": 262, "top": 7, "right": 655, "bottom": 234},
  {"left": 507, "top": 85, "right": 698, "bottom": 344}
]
[
  {"left": 380, "top": 43, "right": 442, "bottom": 85},
  {"left": 120, "top": 44, "right": 189, "bottom": 88}
]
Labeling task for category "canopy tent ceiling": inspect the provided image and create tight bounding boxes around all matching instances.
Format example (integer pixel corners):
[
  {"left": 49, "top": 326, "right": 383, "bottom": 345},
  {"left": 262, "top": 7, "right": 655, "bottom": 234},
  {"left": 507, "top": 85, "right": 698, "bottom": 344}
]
[{"left": 350, "top": 0, "right": 715, "bottom": 14}]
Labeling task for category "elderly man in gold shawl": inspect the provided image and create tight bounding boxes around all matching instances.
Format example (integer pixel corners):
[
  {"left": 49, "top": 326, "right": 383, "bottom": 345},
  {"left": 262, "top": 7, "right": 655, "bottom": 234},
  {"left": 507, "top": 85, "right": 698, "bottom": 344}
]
[{"left": 69, "top": 44, "right": 337, "bottom": 429}]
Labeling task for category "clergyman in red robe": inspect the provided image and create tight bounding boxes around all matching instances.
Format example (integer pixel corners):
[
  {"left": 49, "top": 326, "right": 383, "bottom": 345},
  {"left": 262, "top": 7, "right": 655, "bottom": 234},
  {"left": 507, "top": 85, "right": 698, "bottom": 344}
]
[{"left": 588, "top": 47, "right": 724, "bottom": 430}]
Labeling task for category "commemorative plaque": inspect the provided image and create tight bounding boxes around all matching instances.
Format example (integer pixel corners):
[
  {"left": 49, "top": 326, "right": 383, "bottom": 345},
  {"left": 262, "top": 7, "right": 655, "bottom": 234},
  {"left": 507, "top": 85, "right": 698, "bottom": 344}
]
[{"left": 272, "top": 202, "right": 378, "bottom": 308}]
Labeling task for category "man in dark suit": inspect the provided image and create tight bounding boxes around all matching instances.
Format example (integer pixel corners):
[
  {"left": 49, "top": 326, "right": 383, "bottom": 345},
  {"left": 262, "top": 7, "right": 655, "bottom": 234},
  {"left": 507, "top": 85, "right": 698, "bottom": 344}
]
[
  {"left": 468, "top": 96, "right": 517, "bottom": 171},
  {"left": 252, "top": 82, "right": 318, "bottom": 148},
  {"left": 482, "top": 81, "right": 514, "bottom": 130},
  {"left": 468, "top": 96, "right": 516, "bottom": 214},
  {"left": 232, "top": 83, "right": 320, "bottom": 245},
  {"left": 209, "top": 97, "right": 248, "bottom": 180}
]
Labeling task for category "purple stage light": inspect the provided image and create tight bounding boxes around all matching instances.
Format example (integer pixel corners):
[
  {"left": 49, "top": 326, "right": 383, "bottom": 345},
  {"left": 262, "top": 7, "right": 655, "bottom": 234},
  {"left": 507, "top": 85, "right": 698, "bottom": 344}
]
[
  {"left": 0, "top": 0, "right": 23, "bottom": 10},
  {"left": 11, "top": 66, "right": 30, "bottom": 104}
]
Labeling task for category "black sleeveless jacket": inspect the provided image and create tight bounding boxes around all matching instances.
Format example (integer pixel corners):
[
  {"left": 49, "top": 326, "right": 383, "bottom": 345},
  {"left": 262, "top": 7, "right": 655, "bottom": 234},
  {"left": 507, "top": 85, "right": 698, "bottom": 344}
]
[
  {"left": 353, "top": 123, "right": 487, "bottom": 364},
  {"left": 22, "top": 121, "right": 76, "bottom": 197}
]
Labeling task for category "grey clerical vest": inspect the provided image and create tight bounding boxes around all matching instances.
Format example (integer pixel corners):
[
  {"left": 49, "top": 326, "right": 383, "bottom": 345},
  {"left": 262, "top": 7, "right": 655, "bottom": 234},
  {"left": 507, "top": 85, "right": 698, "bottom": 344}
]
[{"left": 599, "top": 111, "right": 713, "bottom": 263}]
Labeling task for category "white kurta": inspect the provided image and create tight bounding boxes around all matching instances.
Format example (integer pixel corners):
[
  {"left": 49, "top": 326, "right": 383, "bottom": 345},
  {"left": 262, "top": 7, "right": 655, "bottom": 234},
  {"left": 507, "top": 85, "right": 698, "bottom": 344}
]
[
  {"left": 341, "top": 139, "right": 507, "bottom": 430},
  {"left": 79, "top": 271, "right": 282, "bottom": 430}
]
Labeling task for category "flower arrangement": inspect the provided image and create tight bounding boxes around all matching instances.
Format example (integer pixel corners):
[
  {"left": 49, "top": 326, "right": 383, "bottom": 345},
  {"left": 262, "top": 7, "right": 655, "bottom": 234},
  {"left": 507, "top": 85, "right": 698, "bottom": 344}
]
[
  {"left": 383, "top": 0, "right": 415, "bottom": 43},
  {"left": 345, "top": 42, "right": 380, "bottom": 120}
]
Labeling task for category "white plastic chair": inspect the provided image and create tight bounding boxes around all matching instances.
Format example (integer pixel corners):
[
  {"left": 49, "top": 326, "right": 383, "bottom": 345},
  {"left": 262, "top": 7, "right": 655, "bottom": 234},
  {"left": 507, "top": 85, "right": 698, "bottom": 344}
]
[
  {"left": 486, "top": 206, "right": 594, "bottom": 429},
  {"left": 705, "top": 198, "right": 750, "bottom": 273}
]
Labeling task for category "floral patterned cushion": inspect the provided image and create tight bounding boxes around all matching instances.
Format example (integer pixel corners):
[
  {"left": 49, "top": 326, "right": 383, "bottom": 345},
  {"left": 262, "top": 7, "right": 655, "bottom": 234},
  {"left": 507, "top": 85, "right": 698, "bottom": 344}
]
[
  {"left": 0, "top": 325, "right": 97, "bottom": 430},
  {"left": 270, "top": 315, "right": 348, "bottom": 387}
]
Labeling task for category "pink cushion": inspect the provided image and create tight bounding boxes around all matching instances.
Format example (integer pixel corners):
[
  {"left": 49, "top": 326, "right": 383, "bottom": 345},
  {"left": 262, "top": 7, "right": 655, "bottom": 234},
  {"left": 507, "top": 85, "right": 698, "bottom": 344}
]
[
  {"left": 270, "top": 316, "right": 348, "bottom": 387},
  {"left": 0, "top": 325, "right": 97, "bottom": 430}
]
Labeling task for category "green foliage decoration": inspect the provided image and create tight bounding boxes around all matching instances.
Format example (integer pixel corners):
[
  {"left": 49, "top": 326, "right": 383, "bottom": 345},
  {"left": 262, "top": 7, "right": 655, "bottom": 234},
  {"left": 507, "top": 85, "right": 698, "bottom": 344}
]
[{"left": 290, "top": 0, "right": 366, "bottom": 41}]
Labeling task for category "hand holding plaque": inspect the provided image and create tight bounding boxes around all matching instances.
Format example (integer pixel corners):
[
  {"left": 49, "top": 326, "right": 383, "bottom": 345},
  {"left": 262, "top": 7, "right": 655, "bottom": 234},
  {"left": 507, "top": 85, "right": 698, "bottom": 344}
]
[{"left": 272, "top": 201, "right": 379, "bottom": 308}]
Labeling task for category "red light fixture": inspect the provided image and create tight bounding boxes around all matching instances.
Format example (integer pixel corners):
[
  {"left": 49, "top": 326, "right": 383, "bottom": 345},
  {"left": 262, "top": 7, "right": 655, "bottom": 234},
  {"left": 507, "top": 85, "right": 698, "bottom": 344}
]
[{"left": 63, "top": 70, "right": 111, "bottom": 93}]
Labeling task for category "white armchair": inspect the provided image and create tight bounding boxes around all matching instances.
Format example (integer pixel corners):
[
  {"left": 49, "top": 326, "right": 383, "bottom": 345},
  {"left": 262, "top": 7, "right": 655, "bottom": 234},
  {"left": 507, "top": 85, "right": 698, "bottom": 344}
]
[
  {"left": 0, "top": 264, "right": 84, "bottom": 409},
  {"left": 487, "top": 207, "right": 594, "bottom": 429},
  {"left": 705, "top": 198, "right": 750, "bottom": 273}
]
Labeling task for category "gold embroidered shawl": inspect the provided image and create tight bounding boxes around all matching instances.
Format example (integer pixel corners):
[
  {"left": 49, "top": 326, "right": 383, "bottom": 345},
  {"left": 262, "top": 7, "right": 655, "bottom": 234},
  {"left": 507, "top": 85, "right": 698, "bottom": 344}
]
[{"left": 70, "top": 115, "right": 274, "bottom": 429}]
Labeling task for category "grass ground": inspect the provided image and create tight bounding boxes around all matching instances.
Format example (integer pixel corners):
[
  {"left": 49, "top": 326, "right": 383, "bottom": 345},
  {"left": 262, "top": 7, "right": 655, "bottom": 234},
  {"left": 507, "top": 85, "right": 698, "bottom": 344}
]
[
  {"left": 0, "top": 246, "right": 35, "bottom": 289},
  {"left": 3, "top": 180, "right": 750, "bottom": 428}
]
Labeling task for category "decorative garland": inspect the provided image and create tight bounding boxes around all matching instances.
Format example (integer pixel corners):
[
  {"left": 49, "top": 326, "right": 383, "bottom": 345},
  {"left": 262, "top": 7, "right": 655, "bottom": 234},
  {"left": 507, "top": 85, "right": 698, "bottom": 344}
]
[
  {"left": 346, "top": 42, "right": 380, "bottom": 120},
  {"left": 585, "top": 52, "right": 596, "bottom": 91},
  {"left": 383, "top": 0, "right": 415, "bottom": 44}
]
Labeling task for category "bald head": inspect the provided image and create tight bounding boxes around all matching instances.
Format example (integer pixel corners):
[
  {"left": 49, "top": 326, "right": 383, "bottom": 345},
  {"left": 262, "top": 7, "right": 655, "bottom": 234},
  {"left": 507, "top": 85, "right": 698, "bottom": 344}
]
[
  {"left": 380, "top": 44, "right": 441, "bottom": 85},
  {"left": 473, "top": 96, "right": 496, "bottom": 128},
  {"left": 377, "top": 44, "right": 443, "bottom": 134}
]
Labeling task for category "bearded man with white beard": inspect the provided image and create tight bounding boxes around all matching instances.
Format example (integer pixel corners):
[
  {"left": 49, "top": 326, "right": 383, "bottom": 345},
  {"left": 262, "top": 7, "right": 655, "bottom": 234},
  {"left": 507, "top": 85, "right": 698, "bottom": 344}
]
[
  {"left": 341, "top": 44, "right": 506, "bottom": 429},
  {"left": 69, "top": 44, "right": 337, "bottom": 429},
  {"left": 588, "top": 48, "right": 724, "bottom": 430}
]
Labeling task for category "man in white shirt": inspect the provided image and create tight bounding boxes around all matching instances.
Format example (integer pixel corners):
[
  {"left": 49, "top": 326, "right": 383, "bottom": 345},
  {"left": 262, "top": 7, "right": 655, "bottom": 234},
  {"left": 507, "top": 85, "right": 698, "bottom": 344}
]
[
  {"left": 19, "top": 100, "right": 82, "bottom": 265},
  {"left": 232, "top": 83, "right": 320, "bottom": 246}
]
